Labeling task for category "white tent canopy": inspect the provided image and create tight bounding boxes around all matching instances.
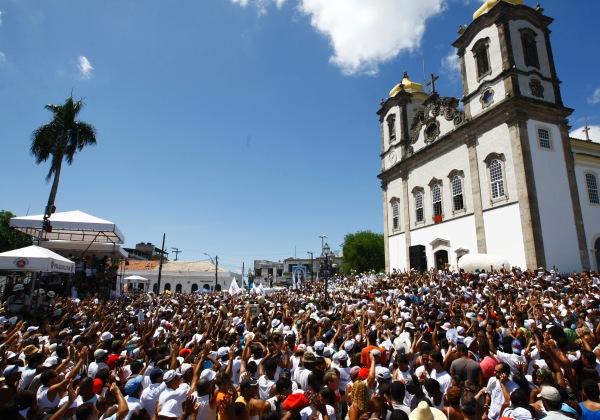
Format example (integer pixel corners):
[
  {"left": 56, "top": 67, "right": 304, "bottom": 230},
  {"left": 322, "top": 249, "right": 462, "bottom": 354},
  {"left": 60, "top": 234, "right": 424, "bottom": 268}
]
[
  {"left": 40, "top": 240, "right": 128, "bottom": 259},
  {"left": 457, "top": 253, "right": 511, "bottom": 272},
  {"left": 0, "top": 245, "right": 75, "bottom": 273},
  {"left": 10, "top": 210, "right": 125, "bottom": 244},
  {"left": 124, "top": 275, "right": 150, "bottom": 283}
]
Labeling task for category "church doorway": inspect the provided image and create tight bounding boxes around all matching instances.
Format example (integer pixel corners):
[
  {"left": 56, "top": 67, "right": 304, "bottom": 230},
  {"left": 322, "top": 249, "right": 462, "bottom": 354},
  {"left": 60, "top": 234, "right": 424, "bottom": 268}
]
[
  {"left": 595, "top": 237, "right": 600, "bottom": 272},
  {"left": 435, "top": 250, "right": 449, "bottom": 270}
]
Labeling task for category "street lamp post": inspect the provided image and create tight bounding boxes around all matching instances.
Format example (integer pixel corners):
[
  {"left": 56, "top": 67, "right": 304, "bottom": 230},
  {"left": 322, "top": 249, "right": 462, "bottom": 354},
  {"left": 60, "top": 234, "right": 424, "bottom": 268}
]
[
  {"left": 204, "top": 253, "right": 218, "bottom": 291},
  {"left": 307, "top": 251, "right": 314, "bottom": 280},
  {"left": 319, "top": 242, "right": 334, "bottom": 302}
]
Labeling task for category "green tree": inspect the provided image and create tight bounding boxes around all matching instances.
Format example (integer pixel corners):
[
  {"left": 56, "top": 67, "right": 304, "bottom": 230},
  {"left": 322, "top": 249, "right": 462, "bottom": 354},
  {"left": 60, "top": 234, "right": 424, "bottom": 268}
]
[
  {"left": 341, "top": 231, "right": 385, "bottom": 274},
  {"left": 0, "top": 210, "right": 33, "bottom": 252},
  {"left": 30, "top": 96, "right": 97, "bottom": 230}
]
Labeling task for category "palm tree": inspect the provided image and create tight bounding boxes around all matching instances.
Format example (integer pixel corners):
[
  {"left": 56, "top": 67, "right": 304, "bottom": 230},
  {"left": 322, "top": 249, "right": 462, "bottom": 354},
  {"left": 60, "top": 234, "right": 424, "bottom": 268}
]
[{"left": 30, "top": 96, "right": 97, "bottom": 238}]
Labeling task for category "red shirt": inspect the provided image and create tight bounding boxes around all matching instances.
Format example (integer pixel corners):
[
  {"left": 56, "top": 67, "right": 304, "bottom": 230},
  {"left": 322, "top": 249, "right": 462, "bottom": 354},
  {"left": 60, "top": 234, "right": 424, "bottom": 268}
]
[{"left": 360, "top": 345, "right": 387, "bottom": 368}]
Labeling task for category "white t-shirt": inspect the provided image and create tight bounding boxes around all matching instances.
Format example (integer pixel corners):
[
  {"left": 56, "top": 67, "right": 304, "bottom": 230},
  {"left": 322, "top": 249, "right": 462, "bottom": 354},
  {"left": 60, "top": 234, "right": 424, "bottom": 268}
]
[{"left": 486, "top": 377, "right": 519, "bottom": 420}]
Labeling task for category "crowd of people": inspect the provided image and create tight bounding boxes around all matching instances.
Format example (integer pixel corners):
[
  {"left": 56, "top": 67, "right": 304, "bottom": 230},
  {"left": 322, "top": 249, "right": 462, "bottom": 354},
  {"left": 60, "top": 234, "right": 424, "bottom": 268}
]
[{"left": 1, "top": 266, "right": 600, "bottom": 420}]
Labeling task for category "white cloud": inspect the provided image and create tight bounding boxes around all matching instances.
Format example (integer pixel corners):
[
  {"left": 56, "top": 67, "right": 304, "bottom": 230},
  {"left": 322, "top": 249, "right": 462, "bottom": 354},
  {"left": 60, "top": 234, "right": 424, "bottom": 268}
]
[
  {"left": 229, "top": 0, "right": 444, "bottom": 75},
  {"left": 588, "top": 87, "right": 600, "bottom": 105},
  {"left": 299, "top": 0, "right": 445, "bottom": 75},
  {"left": 0, "top": 10, "right": 3, "bottom": 26},
  {"left": 442, "top": 49, "right": 461, "bottom": 82},
  {"left": 77, "top": 56, "right": 93, "bottom": 80},
  {"left": 0, "top": 52, "right": 5, "bottom": 65}
]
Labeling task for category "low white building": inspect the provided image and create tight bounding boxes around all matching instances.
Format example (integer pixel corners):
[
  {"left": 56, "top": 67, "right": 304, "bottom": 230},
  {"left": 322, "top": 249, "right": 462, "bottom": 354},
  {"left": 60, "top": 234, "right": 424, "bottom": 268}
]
[
  {"left": 123, "top": 261, "right": 241, "bottom": 293},
  {"left": 378, "top": 0, "right": 600, "bottom": 272}
]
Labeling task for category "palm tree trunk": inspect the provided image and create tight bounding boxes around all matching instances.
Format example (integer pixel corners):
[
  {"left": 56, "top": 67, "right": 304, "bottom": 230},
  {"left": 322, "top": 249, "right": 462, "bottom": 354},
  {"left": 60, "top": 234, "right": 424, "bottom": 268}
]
[{"left": 38, "top": 161, "right": 62, "bottom": 244}]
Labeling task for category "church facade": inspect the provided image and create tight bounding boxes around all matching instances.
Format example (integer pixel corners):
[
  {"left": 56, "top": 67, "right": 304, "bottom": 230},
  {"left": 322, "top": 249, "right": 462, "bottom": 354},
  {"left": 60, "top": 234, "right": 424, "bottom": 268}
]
[{"left": 378, "top": 0, "right": 600, "bottom": 272}]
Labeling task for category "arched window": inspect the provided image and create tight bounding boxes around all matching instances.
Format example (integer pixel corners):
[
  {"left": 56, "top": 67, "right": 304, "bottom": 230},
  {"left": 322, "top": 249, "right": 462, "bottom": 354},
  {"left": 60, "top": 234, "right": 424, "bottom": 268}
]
[
  {"left": 538, "top": 128, "right": 552, "bottom": 149},
  {"left": 520, "top": 28, "right": 540, "bottom": 69},
  {"left": 415, "top": 191, "right": 424, "bottom": 222},
  {"left": 164, "top": 283, "right": 171, "bottom": 292},
  {"left": 153, "top": 283, "right": 158, "bottom": 293},
  {"left": 586, "top": 173, "right": 600, "bottom": 204},
  {"left": 215, "top": 284, "right": 222, "bottom": 292},
  {"left": 203, "top": 284, "right": 210, "bottom": 291},
  {"left": 175, "top": 284, "right": 182, "bottom": 293},
  {"left": 191, "top": 284, "right": 198, "bottom": 293},
  {"left": 489, "top": 160, "right": 505, "bottom": 199},
  {"left": 387, "top": 114, "right": 396, "bottom": 143},
  {"left": 472, "top": 38, "right": 491, "bottom": 79},
  {"left": 391, "top": 199, "right": 400, "bottom": 230},
  {"left": 432, "top": 184, "right": 442, "bottom": 217},
  {"left": 452, "top": 175, "right": 464, "bottom": 211}
]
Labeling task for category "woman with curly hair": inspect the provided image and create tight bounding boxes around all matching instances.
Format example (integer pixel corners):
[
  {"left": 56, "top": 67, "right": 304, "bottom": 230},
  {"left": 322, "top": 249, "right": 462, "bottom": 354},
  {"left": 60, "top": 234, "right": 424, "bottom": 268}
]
[
  {"left": 443, "top": 385, "right": 464, "bottom": 420},
  {"left": 347, "top": 380, "right": 372, "bottom": 420}
]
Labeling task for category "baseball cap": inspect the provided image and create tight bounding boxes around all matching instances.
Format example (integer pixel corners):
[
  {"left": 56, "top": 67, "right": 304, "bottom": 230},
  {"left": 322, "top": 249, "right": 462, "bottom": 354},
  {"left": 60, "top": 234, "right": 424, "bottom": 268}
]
[
  {"left": 94, "top": 349, "right": 108, "bottom": 359},
  {"left": 376, "top": 368, "right": 392, "bottom": 380},
  {"left": 47, "top": 291, "right": 56, "bottom": 298},
  {"left": 124, "top": 375, "right": 143, "bottom": 396},
  {"left": 343, "top": 340, "right": 355, "bottom": 352},
  {"left": 2, "top": 365, "right": 23, "bottom": 377},
  {"left": 163, "top": 370, "right": 181, "bottom": 383},
  {"left": 42, "top": 356, "right": 59, "bottom": 368},
  {"left": 314, "top": 341, "right": 325, "bottom": 351},
  {"left": 179, "top": 363, "right": 193, "bottom": 376},
  {"left": 100, "top": 332, "right": 114, "bottom": 341},
  {"left": 282, "top": 393, "right": 311, "bottom": 411},
  {"left": 539, "top": 386, "right": 561, "bottom": 402},
  {"left": 240, "top": 377, "right": 259, "bottom": 390},
  {"left": 200, "top": 369, "right": 217, "bottom": 381},
  {"left": 13, "top": 284, "right": 24, "bottom": 291},
  {"left": 217, "top": 347, "right": 229, "bottom": 358}
]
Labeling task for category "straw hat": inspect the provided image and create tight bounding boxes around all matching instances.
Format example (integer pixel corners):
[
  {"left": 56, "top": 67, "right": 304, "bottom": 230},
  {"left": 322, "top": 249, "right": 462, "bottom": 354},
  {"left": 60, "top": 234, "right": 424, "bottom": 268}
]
[{"left": 409, "top": 401, "right": 447, "bottom": 420}]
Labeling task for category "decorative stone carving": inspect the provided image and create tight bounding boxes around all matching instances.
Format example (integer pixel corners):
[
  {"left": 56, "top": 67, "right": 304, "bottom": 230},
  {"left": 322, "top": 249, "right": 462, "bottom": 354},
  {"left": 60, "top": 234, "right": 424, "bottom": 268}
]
[
  {"left": 409, "top": 96, "right": 465, "bottom": 145},
  {"left": 529, "top": 78, "right": 544, "bottom": 98}
]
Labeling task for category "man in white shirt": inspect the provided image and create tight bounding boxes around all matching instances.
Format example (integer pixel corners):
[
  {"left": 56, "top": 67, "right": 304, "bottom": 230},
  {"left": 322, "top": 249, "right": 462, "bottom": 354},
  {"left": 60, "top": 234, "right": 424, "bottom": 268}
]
[
  {"left": 140, "top": 369, "right": 166, "bottom": 417},
  {"left": 122, "top": 375, "right": 144, "bottom": 420},
  {"left": 484, "top": 363, "right": 519, "bottom": 420}
]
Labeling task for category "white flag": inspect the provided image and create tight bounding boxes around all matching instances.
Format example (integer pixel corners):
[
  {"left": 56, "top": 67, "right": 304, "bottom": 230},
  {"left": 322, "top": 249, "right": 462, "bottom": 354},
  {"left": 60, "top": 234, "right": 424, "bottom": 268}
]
[{"left": 229, "top": 277, "right": 242, "bottom": 295}]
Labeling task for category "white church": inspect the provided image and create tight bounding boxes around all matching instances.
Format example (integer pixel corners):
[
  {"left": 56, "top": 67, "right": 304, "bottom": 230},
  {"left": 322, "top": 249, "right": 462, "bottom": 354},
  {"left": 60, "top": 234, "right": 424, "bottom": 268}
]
[{"left": 379, "top": 0, "right": 600, "bottom": 273}]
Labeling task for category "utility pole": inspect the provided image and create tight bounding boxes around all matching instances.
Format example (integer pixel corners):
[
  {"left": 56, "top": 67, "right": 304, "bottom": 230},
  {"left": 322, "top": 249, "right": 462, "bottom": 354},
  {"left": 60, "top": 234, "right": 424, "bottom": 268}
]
[
  {"left": 157, "top": 233, "right": 166, "bottom": 293},
  {"left": 171, "top": 247, "right": 181, "bottom": 261},
  {"left": 307, "top": 251, "right": 314, "bottom": 281},
  {"left": 204, "top": 253, "right": 218, "bottom": 291}
]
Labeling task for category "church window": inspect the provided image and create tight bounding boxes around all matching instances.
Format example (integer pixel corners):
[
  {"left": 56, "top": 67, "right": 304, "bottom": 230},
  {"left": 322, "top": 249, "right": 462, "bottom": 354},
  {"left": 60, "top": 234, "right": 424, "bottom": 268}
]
[
  {"left": 586, "top": 173, "right": 600, "bottom": 204},
  {"left": 472, "top": 38, "right": 491, "bottom": 79},
  {"left": 391, "top": 200, "right": 400, "bottom": 230},
  {"left": 520, "top": 28, "right": 540, "bottom": 69},
  {"left": 489, "top": 160, "right": 505, "bottom": 199},
  {"left": 538, "top": 128, "right": 552, "bottom": 149},
  {"left": 387, "top": 114, "right": 396, "bottom": 143},
  {"left": 452, "top": 176, "right": 464, "bottom": 211},
  {"left": 415, "top": 192, "right": 424, "bottom": 222},
  {"left": 432, "top": 184, "right": 442, "bottom": 217}
]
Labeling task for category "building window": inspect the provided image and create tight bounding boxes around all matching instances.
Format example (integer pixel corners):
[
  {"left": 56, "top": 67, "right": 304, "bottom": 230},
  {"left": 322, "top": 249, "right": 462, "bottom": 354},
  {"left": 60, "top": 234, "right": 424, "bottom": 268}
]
[
  {"left": 452, "top": 175, "right": 464, "bottom": 211},
  {"left": 432, "top": 184, "right": 442, "bottom": 217},
  {"left": 489, "top": 159, "right": 505, "bottom": 199},
  {"left": 538, "top": 128, "right": 551, "bottom": 149},
  {"left": 520, "top": 28, "right": 540, "bottom": 69},
  {"left": 586, "top": 173, "right": 600, "bottom": 204},
  {"left": 387, "top": 114, "right": 396, "bottom": 143},
  {"left": 415, "top": 192, "right": 424, "bottom": 222},
  {"left": 391, "top": 200, "right": 400, "bottom": 230},
  {"left": 175, "top": 284, "right": 183, "bottom": 293},
  {"left": 164, "top": 283, "right": 171, "bottom": 292},
  {"left": 472, "top": 38, "right": 491, "bottom": 79}
]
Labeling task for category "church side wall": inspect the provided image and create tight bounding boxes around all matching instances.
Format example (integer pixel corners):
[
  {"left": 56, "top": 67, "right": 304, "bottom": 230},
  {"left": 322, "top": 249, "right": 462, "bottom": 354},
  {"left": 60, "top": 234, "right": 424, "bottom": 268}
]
[
  {"left": 482, "top": 203, "right": 526, "bottom": 269},
  {"left": 527, "top": 121, "right": 581, "bottom": 271},
  {"left": 574, "top": 159, "right": 600, "bottom": 271}
]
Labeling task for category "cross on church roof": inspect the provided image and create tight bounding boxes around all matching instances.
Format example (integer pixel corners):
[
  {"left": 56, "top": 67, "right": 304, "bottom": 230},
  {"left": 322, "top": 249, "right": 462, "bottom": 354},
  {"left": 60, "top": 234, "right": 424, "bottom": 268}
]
[
  {"left": 426, "top": 73, "right": 439, "bottom": 94},
  {"left": 583, "top": 125, "right": 591, "bottom": 142}
]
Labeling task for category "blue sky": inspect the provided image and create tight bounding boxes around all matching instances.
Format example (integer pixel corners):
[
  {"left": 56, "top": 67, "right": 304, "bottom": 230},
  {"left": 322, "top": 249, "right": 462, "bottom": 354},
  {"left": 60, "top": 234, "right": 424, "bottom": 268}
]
[{"left": 1, "top": 0, "right": 599, "bottom": 274}]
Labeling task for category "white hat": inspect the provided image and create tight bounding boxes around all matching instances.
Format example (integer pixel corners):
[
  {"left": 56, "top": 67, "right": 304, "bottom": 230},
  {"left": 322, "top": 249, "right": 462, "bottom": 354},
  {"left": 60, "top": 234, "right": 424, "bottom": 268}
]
[
  {"left": 179, "top": 363, "right": 193, "bottom": 376},
  {"left": 272, "top": 319, "right": 281, "bottom": 328},
  {"left": 47, "top": 291, "right": 56, "bottom": 298},
  {"left": 163, "top": 370, "right": 181, "bottom": 383},
  {"left": 158, "top": 399, "right": 181, "bottom": 418},
  {"left": 409, "top": 400, "right": 447, "bottom": 420},
  {"left": 376, "top": 367, "right": 392, "bottom": 380},
  {"left": 94, "top": 349, "right": 108, "bottom": 359},
  {"left": 463, "top": 337, "right": 475, "bottom": 348},
  {"left": 13, "top": 284, "right": 24, "bottom": 291},
  {"left": 343, "top": 340, "right": 355, "bottom": 352},
  {"left": 200, "top": 369, "right": 217, "bottom": 381},
  {"left": 217, "top": 347, "right": 229, "bottom": 358},
  {"left": 42, "top": 356, "right": 59, "bottom": 367},
  {"left": 314, "top": 341, "right": 325, "bottom": 351},
  {"left": 101, "top": 332, "right": 114, "bottom": 341}
]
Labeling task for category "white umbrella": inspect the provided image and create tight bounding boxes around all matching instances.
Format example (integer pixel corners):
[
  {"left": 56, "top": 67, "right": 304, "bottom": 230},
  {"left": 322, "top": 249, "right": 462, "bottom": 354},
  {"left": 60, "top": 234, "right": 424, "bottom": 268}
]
[{"left": 0, "top": 245, "right": 75, "bottom": 273}]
